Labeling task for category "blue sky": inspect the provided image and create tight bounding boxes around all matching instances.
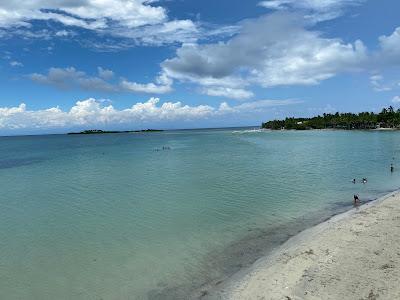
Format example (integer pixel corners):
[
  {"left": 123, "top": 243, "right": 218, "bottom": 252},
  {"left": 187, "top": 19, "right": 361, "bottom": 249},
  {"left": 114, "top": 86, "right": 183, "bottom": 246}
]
[{"left": 0, "top": 0, "right": 399, "bottom": 134}]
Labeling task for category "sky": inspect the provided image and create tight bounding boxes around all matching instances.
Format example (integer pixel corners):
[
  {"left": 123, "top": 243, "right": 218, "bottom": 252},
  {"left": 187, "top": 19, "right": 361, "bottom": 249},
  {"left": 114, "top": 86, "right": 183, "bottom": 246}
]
[{"left": 0, "top": 0, "right": 399, "bottom": 135}]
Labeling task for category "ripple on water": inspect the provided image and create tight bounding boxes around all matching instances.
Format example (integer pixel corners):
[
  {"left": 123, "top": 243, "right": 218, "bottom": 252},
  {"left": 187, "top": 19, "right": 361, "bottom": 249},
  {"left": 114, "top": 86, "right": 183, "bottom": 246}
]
[
  {"left": 0, "top": 157, "right": 44, "bottom": 169},
  {"left": 2, "top": 130, "right": 400, "bottom": 299}
]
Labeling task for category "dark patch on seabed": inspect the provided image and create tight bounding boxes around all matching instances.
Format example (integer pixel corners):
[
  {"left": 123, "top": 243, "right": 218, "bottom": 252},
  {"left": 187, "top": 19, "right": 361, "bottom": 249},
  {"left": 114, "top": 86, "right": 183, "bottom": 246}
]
[
  {"left": 0, "top": 157, "right": 44, "bottom": 169},
  {"left": 147, "top": 200, "right": 361, "bottom": 300}
]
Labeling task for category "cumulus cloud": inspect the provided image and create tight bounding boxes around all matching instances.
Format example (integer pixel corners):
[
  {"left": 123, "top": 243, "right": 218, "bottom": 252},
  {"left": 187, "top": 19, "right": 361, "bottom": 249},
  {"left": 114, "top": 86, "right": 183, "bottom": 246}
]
[
  {"left": 160, "top": 13, "right": 400, "bottom": 95},
  {"left": 0, "top": 98, "right": 299, "bottom": 132},
  {"left": 377, "top": 27, "right": 400, "bottom": 65},
  {"left": 28, "top": 67, "right": 172, "bottom": 94},
  {"left": 23, "top": 13, "right": 400, "bottom": 98},
  {"left": 8, "top": 2, "right": 400, "bottom": 99},
  {"left": 258, "top": 0, "right": 365, "bottom": 21},
  {"left": 162, "top": 13, "right": 368, "bottom": 91},
  {"left": 29, "top": 67, "right": 116, "bottom": 92}
]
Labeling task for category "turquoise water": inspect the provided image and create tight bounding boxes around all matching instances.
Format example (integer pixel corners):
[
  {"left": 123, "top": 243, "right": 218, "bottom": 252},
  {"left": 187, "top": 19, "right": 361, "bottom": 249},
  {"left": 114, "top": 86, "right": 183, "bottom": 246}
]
[{"left": 1, "top": 129, "right": 400, "bottom": 299}]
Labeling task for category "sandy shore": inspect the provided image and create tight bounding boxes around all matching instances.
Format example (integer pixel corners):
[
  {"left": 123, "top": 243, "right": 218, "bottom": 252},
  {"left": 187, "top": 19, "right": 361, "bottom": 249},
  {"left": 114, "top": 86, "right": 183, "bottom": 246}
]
[{"left": 205, "top": 191, "right": 400, "bottom": 300}]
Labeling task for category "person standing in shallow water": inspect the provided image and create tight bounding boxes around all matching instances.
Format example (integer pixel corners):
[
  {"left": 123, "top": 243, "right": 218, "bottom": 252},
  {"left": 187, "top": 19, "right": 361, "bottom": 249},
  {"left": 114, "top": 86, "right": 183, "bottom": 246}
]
[
  {"left": 353, "top": 194, "right": 360, "bottom": 205},
  {"left": 391, "top": 163, "right": 394, "bottom": 172}
]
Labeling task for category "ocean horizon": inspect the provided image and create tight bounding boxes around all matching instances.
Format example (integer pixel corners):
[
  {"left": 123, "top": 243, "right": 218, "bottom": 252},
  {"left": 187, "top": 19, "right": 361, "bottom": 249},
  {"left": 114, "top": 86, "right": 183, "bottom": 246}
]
[
  {"left": 1, "top": 128, "right": 400, "bottom": 299},
  {"left": 0, "top": 126, "right": 260, "bottom": 138}
]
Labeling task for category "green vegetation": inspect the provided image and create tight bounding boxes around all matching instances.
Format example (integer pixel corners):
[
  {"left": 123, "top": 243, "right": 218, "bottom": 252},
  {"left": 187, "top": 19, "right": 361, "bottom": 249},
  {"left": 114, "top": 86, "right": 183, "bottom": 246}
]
[
  {"left": 68, "top": 129, "right": 163, "bottom": 135},
  {"left": 262, "top": 106, "right": 400, "bottom": 130}
]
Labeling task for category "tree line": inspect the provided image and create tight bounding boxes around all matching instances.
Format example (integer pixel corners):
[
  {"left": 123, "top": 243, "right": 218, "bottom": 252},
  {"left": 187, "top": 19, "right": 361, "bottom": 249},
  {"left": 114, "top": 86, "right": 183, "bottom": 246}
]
[{"left": 262, "top": 106, "right": 400, "bottom": 130}]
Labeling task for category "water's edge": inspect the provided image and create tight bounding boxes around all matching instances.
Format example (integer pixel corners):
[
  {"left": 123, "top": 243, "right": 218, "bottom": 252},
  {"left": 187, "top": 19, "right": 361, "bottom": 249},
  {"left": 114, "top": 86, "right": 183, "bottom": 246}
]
[{"left": 184, "top": 189, "right": 400, "bottom": 300}]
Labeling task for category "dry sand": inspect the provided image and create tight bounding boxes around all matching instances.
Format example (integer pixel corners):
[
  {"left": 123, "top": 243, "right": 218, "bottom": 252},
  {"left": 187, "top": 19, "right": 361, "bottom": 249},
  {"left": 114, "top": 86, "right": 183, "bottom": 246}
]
[{"left": 205, "top": 191, "right": 400, "bottom": 300}]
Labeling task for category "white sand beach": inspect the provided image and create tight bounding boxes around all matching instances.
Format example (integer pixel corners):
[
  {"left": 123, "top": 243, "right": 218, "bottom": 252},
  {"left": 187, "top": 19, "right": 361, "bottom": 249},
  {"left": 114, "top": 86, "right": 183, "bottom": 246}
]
[{"left": 206, "top": 191, "right": 400, "bottom": 300}]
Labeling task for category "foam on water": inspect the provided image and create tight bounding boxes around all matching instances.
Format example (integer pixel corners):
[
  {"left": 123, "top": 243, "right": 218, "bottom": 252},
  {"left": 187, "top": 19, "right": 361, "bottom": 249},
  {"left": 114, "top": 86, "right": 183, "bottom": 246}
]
[{"left": 231, "top": 128, "right": 269, "bottom": 134}]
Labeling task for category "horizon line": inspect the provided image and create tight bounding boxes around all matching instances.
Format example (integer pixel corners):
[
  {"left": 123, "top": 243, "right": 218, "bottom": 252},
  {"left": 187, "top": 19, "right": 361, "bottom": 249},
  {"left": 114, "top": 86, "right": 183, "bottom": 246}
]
[{"left": 0, "top": 125, "right": 260, "bottom": 138}]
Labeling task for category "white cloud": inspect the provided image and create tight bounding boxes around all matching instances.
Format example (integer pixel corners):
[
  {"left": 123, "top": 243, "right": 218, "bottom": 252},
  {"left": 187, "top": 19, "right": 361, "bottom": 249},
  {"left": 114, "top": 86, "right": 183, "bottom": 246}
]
[
  {"left": 0, "top": 1, "right": 238, "bottom": 46},
  {"left": 29, "top": 67, "right": 172, "bottom": 94},
  {"left": 366, "top": 28, "right": 400, "bottom": 92},
  {"left": 0, "top": 0, "right": 166, "bottom": 30},
  {"left": 0, "top": 0, "right": 209, "bottom": 45},
  {"left": 392, "top": 96, "right": 400, "bottom": 103},
  {"left": 160, "top": 14, "right": 400, "bottom": 96},
  {"left": 378, "top": 27, "right": 400, "bottom": 64},
  {"left": 162, "top": 13, "right": 367, "bottom": 91},
  {"left": 113, "top": 19, "right": 200, "bottom": 45},
  {"left": 370, "top": 74, "right": 394, "bottom": 92},
  {"left": 55, "top": 29, "right": 76, "bottom": 37},
  {"left": 201, "top": 87, "right": 254, "bottom": 100},
  {"left": 219, "top": 99, "right": 302, "bottom": 113},
  {"left": 258, "top": 0, "right": 365, "bottom": 21},
  {"left": 29, "top": 67, "right": 116, "bottom": 92},
  {"left": 120, "top": 73, "right": 173, "bottom": 94},
  {"left": 22, "top": 14, "right": 400, "bottom": 98},
  {"left": 0, "top": 98, "right": 299, "bottom": 132},
  {"left": 10, "top": 60, "right": 23, "bottom": 67},
  {"left": 97, "top": 67, "right": 114, "bottom": 80}
]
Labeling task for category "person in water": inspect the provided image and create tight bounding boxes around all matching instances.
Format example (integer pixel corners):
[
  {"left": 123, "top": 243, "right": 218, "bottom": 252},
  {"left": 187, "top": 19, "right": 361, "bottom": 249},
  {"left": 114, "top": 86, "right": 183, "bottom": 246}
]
[
  {"left": 354, "top": 194, "right": 360, "bottom": 205},
  {"left": 391, "top": 163, "right": 394, "bottom": 172},
  {"left": 352, "top": 178, "right": 356, "bottom": 184},
  {"left": 362, "top": 178, "right": 368, "bottom": 184}
]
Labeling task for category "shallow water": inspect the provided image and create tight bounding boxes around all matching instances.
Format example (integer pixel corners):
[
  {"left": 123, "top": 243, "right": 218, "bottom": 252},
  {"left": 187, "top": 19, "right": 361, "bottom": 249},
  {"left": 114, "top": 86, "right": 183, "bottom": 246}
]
[{"left": 1, "top": 129, "right": 400, "bottom": 299}]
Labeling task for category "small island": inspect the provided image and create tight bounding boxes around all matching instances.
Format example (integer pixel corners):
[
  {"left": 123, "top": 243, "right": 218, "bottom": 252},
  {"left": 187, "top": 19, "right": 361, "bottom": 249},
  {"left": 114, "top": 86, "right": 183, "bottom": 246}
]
[
  {"left": 262, "top": 106, "right": 400, "bottom": 130},
  {"left": 68, "top": 129, "right": 163, "bottom": 135}
]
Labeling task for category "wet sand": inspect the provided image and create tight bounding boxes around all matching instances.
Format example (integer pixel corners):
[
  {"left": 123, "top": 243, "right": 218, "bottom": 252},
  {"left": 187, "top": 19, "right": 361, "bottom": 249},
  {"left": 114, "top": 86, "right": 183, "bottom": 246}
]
[{"left": 205, "top": 191, "right": 400, "bottom": 300}]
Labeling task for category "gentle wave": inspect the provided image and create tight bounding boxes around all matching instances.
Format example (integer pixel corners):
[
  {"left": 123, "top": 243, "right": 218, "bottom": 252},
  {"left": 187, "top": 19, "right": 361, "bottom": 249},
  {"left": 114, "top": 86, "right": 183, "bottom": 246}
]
[{"left": 231, "top": 128, "right": 270, "bottom": 134}]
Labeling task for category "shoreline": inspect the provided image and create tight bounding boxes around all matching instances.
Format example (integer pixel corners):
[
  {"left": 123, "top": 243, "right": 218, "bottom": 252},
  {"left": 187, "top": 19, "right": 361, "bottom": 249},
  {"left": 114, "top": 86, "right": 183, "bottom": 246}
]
[
  {"left": 262, "top": 128, "right": 400, "bottom": 132},
  {"left": 202, "top": 190, "right": 400, "bottom": 299}
]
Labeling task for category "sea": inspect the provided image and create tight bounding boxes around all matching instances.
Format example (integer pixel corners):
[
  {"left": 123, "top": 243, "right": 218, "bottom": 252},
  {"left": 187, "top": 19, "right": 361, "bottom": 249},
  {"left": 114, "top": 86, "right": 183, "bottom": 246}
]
[{"left": 1, "top": 128, "right": 400, "bottom": 299}]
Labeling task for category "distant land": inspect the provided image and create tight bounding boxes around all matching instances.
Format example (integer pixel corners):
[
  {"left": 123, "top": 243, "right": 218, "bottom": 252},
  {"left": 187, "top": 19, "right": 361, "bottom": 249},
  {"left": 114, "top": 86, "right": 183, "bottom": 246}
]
[
  {"left": 262, "top": 106, "right": 400, "bottom": 130},
  {"left": 68, "top": 129, "right": 164, "bottom": 135}
]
